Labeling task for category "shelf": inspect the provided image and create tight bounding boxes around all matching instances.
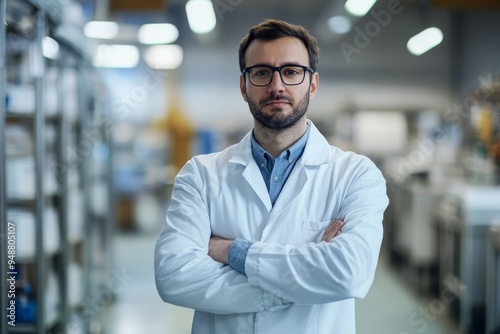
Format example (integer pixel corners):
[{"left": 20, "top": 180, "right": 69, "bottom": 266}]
[
  {"left": 7, "top": 193, "right": 62, "bottom": 206},
  {"left": 8, "top": 325, "right": 36, "bottom": 333},
  {"left": 6, "top": 112, "right": 62, "bottom": 122},
  {"left": 6, "top": 314, "right": 61, "bottom": 333},
  {"left": 6, "top": 199, "right": 35, "bottom": 207},
  {"left": 5, "top": 112, "right": 34, "bottom": 120},
  {"left": 16, "top": 248, "right": 63, "bottom": 264}
]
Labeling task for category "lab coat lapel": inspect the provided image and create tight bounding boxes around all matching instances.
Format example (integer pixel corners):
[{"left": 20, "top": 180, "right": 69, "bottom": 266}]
[
  {"left": 229, "top": 132, "right": 272, "bottom": 212},
  {"left": 242, "top": 160, "right": 272, "bottom": 211},
  {"left": 268, "top": 163, "right": 308, "bottom": 220}
]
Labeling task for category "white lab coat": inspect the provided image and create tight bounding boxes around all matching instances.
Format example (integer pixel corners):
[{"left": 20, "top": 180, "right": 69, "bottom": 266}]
[{"left": 155, "top": 121, "right": 388, "bottom": 334}]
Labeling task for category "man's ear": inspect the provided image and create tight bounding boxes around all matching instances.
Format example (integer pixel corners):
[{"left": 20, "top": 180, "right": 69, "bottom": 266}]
[
  {"left": 240, "top": 75, "right": 248, "bottom": 102},
  {"left": 309, "top": 72, "right": 319, "bottom": 99}
]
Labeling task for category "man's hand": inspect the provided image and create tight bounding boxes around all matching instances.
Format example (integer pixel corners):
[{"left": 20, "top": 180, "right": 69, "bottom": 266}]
[
  {"left": 321, "top": 219, "right": 344, "bottom": 242},
  {"left": 208, "top": 237, "right": 233, "bottom": 264}
]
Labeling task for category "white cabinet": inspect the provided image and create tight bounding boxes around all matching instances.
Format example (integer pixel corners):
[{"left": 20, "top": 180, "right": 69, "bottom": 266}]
[{"left": 437, "top": 183, "right": 500, "bottom": 333}]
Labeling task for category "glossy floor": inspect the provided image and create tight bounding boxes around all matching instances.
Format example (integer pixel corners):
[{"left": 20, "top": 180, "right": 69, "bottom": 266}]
[{"left": 102, "top": 231, "right": 456, "bottom": 334}]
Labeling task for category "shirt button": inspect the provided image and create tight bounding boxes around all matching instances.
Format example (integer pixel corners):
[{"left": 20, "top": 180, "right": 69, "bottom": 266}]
[
  {"left": 274, "top": 176, "right": 278, "bottom": 182},
  {"left": 260, "top": 163, "right": 265, "bottom": 168}
]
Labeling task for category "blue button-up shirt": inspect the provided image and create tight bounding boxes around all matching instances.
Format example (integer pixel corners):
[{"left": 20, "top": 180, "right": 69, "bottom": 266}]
[
  {"left": 228, "top": 124, "right": 311, "bottom": 275},
  {"left": 251, "top": 125, "right": 311, "bottom": 206}
]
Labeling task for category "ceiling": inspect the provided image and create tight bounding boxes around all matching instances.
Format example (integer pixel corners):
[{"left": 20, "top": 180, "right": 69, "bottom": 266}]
[
  {"left": 72, "top": 0, "right": 500, "bottom": 86},
  {"left": 74, "top": 0, "right": 453, "bottom": 52},
  {"left": 74, "top": 0, "right": 500, "bottom": 128}
]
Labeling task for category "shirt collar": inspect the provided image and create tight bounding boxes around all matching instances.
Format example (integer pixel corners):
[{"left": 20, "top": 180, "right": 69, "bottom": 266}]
[
  {"left": 250, "top": 133, "right": 268, "bottom": 167},
  {"left": 250, "top": 123, "right": 311, "bottom": 164}
]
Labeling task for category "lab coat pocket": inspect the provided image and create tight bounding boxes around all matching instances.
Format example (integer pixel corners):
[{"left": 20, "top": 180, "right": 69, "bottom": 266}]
[{"left": 301, "top": 220, "right": 331, "bottom": 243}]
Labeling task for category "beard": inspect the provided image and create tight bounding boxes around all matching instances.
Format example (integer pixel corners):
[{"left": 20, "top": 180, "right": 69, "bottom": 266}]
[{"left": 247, "top": 91, "right": 310, "bottom": 130}]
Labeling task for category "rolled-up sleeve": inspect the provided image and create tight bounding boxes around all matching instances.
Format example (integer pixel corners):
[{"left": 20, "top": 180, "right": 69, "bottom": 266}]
[{"left": 228, "top": 238, "right": 254, "bottom": 275}]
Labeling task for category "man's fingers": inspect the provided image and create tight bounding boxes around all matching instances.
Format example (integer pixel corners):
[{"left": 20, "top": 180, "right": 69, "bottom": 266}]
[{"left": 321, "top": 219, "right": 344, "bottom": 242}]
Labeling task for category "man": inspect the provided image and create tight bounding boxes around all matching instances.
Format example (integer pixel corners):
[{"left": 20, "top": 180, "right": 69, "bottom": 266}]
[{"left": 155, "top": 19, "right": 388, "bottom": 333}]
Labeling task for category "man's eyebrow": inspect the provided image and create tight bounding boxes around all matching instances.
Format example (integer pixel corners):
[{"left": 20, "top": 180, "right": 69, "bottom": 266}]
[
  {"left": 246, "top": 63, "right": 272, "bottom": 68},
  {"left": 246, "top": 61, "right": 306, "bottom": 67},
  {"left": 280, "top": 61, "right": 304, "bottom": 66}
]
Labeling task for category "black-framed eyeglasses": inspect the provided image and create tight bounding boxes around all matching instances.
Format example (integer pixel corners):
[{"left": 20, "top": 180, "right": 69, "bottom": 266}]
[{"left": 242, "top": 65, "right": 314, "bottom": 87}]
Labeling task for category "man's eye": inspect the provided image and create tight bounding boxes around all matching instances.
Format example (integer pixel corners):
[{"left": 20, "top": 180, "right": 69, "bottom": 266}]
[
  {"left": 254, "top": 69, "right": 270, "bottom": 77},
  {"left": 283, "top": 68, "right": 300, "bottom": 76}
]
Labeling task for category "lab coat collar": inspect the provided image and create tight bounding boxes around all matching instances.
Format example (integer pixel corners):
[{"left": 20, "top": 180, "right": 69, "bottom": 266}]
[{"left": 229, "top": 120, "right": 331, "bottom": 167}]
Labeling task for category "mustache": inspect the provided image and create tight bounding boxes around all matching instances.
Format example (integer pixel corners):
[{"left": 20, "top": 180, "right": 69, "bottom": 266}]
[{"left": 260, "top": 95, "right": 294, "bottom": 105}]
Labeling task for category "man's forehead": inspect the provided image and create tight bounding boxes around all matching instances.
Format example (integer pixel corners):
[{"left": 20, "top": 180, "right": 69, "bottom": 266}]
[
  {"left": 248, "top": 36, "right": 306, "bottom": 49},
  {"left": 245, "top": 37, "right": 309, "bottom": 62}
]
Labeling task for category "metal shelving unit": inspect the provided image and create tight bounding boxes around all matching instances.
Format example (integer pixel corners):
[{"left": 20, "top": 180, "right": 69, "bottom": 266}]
[{"left": 1, "top": 1, "right": 113, "bottom": 333}]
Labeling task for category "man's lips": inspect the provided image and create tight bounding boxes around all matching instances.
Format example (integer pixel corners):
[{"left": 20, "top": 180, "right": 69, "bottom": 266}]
[{"left": 264, "top": 100, "right": 290, "bottom": 107}]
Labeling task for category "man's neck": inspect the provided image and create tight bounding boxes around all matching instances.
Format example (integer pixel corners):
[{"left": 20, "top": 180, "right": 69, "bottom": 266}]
[{"left": 253, "top": 119, "right": 307, "bottom": 158}]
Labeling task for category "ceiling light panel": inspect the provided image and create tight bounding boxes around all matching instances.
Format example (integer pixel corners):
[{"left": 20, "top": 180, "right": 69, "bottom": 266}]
[
  {"left": 84, "top": 21, "right": 119, "bottom": 39},
  {"left": 186, "top": 0, "right": 216, "bottom": 34},
  {"left": 138, "top": 23, "right": 179, "bottom": 44},
  {"left": 328, "top": 16, "right": 352, "bottom": 34},
  {"left": 407, "top": 27, "right": 444, "bottom": 56},
  {"left": 144, "top": 45, "right": 184, "bottom": 70},
  {"left": 344, "top": 0, "right": 378, "bottom": 17},
  {"left": 93, "top": 45, "right": 139, "bottom": 68}
]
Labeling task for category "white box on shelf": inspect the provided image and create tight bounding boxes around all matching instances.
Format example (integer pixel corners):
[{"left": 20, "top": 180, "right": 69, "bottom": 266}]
[
  {"left": 8, "top": 209, "right": 35, "bottom": 259},
  {"left": 45, "top": 67, "right": 59, "bottom": 116},
  {"left": 44, "top": 269, "right": 60, "bottom": 326},
  {"left": 63, "top": 68, "right": 79, "bottom": 122},
  {"left": 7, "top": 206, "right": 61, "bottom": 259},
  {"left": 44, "top": 206, "right": 60, "bottom": 255},
  {"left": 45, "top": 154, "right": 60, "bottom": 197},
  {"left": 6, "top": 84, "right": 36, "bottom": 114},
  {"left": 7, "top": 156, "right": 35, "bottom": 200},
  {"left": 6, "top": 124, "right": 33, "bottom": 156},
  {"left": 67, "top": 262, "right": 84, "bottom": 307},
  {"left": 68, "top": 190, "right": 84, "bottom": 243}
]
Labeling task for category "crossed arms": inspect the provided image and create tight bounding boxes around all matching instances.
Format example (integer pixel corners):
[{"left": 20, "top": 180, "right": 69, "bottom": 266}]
[{"left": 208, "top": 219, "right": 344, "bottom": 264}]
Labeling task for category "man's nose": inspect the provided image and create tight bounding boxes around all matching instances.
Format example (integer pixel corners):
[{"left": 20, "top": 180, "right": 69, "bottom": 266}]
[{"left": 267, "top": 70, "right": 285, "bottom": 93}]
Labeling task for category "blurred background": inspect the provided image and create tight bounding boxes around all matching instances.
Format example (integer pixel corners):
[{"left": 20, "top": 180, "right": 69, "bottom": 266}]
[{"left": 1, "top": 0, "right": 500, "bottom": 333}]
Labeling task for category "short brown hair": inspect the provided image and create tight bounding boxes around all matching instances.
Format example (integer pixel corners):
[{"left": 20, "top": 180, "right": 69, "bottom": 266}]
[{"left": 238, "top": 19, "right": 320, "bottom": 73}]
